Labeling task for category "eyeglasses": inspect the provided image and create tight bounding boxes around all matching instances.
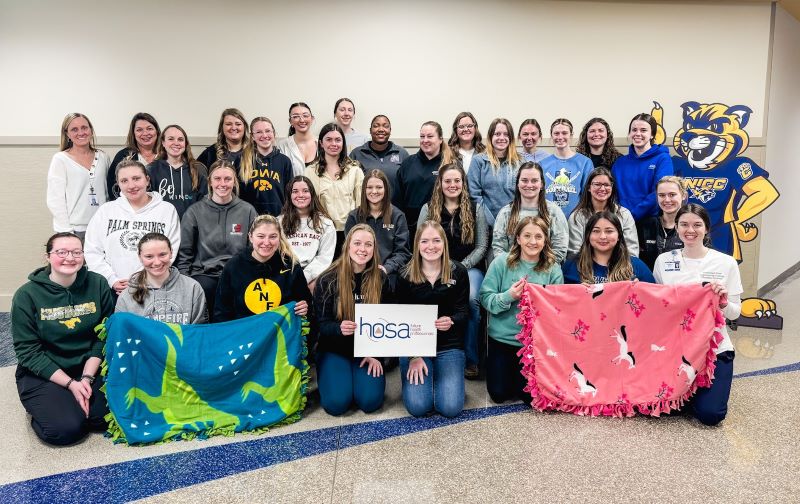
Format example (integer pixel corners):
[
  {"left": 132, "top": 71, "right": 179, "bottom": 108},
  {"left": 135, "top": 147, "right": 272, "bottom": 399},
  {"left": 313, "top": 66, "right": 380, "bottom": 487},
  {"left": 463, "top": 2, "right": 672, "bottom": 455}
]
[
  {"left": 50, "top": 249, "right": 84, "bottom": 258},
  {"left": 290, "top": 114, "right": 312, "bottom": 121},
  {"left": 590, "top": 183, "right": 612, "bottom": 189},
  {"left": 457, "top": 124, "right": 475, "bottom": 131}
]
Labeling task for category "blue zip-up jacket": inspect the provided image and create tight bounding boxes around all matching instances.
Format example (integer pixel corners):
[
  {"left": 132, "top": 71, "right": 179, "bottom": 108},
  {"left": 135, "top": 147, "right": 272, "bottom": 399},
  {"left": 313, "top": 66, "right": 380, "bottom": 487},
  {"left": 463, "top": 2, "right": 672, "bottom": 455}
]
[{"left": 612, "top": 144, "right": 674, "bottom": 221}]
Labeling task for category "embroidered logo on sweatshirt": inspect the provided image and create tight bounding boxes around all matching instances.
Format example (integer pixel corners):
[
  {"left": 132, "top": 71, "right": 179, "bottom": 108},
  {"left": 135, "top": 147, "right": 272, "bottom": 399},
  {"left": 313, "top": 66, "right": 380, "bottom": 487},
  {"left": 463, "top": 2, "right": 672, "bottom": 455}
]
[{"left": 231, "top": 223, "right": 243, "bottom": 235}]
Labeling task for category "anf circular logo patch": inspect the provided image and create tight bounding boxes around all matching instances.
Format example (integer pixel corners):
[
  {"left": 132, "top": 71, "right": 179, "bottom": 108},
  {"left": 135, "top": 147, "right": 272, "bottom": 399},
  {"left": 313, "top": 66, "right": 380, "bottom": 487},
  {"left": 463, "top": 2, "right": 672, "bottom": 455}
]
[{"left": 244, "top": 278, "right": 282, "bottom": 314}]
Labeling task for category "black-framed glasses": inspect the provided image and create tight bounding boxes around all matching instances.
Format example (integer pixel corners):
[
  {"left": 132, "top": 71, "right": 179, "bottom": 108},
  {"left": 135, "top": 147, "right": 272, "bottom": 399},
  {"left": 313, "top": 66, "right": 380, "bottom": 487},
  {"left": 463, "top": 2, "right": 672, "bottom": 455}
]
[{"left": 50, "top": 249, "right": 84, "bottom": 258}]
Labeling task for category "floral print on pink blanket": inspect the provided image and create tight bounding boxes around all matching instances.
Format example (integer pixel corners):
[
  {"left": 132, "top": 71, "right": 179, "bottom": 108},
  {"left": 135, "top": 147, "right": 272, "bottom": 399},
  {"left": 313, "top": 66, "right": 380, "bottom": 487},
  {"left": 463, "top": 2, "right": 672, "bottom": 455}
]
[
  {"left": 570, "top": 319, "right": 590, "bottom": 342},
  {"left": 680, "top": 309, "right": 696, "bottom": 332},
  {"left": 625, "top": 292, "right": 646, "bottom": 317},
  {"left": 516, "top": 281, "right": 726, "bottom": 418}
]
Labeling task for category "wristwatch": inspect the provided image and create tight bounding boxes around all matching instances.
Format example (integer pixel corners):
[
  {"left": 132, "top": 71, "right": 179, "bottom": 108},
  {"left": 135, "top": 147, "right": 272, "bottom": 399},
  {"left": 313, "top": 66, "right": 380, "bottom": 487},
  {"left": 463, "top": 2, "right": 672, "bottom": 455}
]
[{"left": 81, "top": 374, "right": 95, "bottom": 384}]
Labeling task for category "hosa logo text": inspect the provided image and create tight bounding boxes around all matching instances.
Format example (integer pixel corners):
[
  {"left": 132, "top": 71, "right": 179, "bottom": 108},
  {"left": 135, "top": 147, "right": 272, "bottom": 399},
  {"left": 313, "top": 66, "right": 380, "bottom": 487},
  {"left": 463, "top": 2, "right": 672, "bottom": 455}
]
[{"left": 359, "top": 317, "right": 411, "bottom": 341}]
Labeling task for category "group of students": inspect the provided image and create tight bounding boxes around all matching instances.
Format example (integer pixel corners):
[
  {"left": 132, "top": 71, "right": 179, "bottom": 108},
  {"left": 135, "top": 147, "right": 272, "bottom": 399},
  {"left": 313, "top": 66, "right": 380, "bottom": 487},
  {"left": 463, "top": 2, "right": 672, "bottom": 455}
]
[{"left": 13, "top": 102, "right": 742, "bottom": 446}]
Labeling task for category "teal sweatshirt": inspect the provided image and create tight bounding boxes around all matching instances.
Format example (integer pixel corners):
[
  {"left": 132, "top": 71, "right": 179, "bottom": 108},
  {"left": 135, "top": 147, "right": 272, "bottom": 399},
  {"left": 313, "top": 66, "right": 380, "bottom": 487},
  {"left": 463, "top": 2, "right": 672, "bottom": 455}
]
[
  {"left": 480, "top": 253, "right": 563, "bottom": 346},
  {"left": 11, "top": 266, "right": 114, "bottom": 378}
]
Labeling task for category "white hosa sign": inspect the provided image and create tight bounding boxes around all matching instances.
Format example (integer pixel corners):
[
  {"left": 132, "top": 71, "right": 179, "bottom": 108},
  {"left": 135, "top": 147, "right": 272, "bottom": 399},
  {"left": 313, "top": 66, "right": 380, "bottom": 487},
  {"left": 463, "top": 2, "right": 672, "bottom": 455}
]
[{"left": 353, "top": 304, "right": 438, "bottom": 357}]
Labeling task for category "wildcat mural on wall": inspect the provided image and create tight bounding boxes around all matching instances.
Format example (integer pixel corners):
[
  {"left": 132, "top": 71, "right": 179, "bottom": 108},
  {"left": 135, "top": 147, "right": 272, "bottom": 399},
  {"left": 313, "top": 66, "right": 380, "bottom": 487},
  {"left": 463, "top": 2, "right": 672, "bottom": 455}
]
[{"left": 651, "top": 101, "right": 782, "bottom": 329}]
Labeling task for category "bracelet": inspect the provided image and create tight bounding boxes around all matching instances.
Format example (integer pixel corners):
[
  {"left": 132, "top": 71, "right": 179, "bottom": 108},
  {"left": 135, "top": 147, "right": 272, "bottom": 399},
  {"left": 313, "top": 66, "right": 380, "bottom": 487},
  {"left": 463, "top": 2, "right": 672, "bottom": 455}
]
[
  {"left": 81, "top": 374, "right": 95, "bottom": 384},
  {"left": 65, "top": 378, "right": 74, "bottom": 389}
]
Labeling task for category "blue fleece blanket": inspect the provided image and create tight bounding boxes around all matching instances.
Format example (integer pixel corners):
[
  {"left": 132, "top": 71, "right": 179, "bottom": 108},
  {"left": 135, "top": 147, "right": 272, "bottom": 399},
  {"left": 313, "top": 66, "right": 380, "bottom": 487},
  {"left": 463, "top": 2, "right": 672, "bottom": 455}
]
[{"left": 99, "top": 303, "right": 307, "bottom": 444}]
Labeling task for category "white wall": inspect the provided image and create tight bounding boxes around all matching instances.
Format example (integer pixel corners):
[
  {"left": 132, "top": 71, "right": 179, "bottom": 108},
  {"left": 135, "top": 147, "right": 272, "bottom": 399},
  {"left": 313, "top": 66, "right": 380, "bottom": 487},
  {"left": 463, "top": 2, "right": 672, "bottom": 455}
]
[
  {"left": 760, "top": 3, "right": 800, "bottom": 287},
  {"left": 0, "top": 0, "right": 771, "bottom": 140},
  {"left": 0, "top": 0, "right": 777, "bottom": 308}
]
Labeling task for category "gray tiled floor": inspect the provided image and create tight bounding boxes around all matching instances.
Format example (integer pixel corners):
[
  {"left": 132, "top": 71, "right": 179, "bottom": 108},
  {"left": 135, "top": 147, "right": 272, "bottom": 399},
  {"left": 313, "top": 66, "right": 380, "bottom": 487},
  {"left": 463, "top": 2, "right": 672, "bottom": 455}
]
[{"left": 1, "top": 270, "right": 798, "bottom": 502}]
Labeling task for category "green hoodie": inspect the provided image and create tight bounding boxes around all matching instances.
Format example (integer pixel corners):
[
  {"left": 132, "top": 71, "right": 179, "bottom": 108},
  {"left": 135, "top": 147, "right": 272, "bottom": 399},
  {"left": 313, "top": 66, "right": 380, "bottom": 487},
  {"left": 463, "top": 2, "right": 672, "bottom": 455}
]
[{"left": 12, "top": 266, "right": 114, "bottom": 378}]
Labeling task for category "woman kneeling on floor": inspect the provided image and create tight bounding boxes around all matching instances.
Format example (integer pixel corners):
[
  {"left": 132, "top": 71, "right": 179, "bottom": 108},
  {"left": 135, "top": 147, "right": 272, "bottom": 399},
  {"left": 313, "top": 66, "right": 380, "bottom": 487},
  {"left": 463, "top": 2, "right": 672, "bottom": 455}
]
[
  {"left": 396, "top": 221, "right": 469, "bottom": 417},
  {"left": 313, "top": 225, "right": 390, "bottom": 415},
  {"left": 12, "top": 232, "right": 114, "bottom": 445}
]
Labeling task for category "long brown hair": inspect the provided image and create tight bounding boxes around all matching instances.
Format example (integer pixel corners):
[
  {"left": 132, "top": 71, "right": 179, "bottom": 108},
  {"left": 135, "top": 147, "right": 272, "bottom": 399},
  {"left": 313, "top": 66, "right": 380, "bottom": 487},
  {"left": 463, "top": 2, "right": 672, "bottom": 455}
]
[
  {"left": 506, "top": 162, "right": 550, "bottom": 236},
  {"left": 403, "top": 221, "right": 452, "bottom": 284},
  {"left": 485, "top": 118, "right": 521, "bottom": 169},
  {"left": 156, "top": 124, "right": 202, "bottom": 191},
  {"left": 280, "top": 176, "right": 330, "bottom": 235},
  {"left": 576, "top": 211, "right": 633, "bottom": 282},
  {"left": 447, "top": 111, "right": 486, "bottom": 156},
  {"left": 506, "top": 216, "right": 555, "bottom": 272},
  {"left": 214, "top": 108, "right": 250, "bottom": 162},
  {"left": 315, "top": 122, "right": 350, "bottom": 177},
  {"left": 130, "top": 233, "right": 172, "bottom": 305},
  {"left": 240, "top": 116, "right": 277, "bottom": 184},
  {"left": 428, "top": 163, "right": 475, "bottom": 244},
  {"left": 322, "top": 224, "right": 383, "bottom": 321},
  {"left": 576, "top": 117, "right": 621, "bottom": 167},
  {"left": 356, "top": 170, "right": 392, "bottom": 227}
]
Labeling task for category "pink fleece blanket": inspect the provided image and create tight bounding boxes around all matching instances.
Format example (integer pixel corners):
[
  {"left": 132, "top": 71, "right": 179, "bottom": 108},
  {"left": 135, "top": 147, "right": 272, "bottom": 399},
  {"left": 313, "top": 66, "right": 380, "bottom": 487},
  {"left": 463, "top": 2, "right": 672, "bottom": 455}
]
[{"left": 516, "top": 282, "right": 725, "bottom": 417}]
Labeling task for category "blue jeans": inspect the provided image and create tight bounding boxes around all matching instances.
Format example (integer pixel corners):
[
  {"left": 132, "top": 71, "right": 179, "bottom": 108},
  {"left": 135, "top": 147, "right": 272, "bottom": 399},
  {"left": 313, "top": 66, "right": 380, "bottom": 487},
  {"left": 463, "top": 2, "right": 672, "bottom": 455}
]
[
  {"left": 465, "top": 268, "right": 484, "bottom": 367},
  {"left": 317, "top": 352, "right": 385, "bottom": 416},
  {"left": 400, "top": 349, "right": 465, "bottom": 418},
  {"left": 690, "top": 351, "right": 734, "bottom": 426},
  {"left": 486, "top": 337, "right": 529, "bottom": 404}
]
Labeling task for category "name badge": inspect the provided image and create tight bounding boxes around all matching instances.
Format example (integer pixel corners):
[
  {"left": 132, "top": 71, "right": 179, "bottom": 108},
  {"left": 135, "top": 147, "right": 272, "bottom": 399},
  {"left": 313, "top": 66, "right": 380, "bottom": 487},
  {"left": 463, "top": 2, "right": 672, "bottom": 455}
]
[
  {"left": 664, "top": 260, "right": 681, "bottom": 272},
  {"left": 88, "top": 186, "right": 99, "bottom": 207}
]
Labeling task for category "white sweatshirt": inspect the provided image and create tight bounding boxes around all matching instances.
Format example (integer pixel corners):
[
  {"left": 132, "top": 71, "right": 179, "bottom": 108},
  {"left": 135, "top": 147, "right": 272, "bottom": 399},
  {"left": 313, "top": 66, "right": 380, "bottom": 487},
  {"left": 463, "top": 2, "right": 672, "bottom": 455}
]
[
  {"left": 46, "top": 150, "right": 110, "bottom": 232},
  {"left": 84, "top": 192, "right": 180, "bottom": 287},
  {"left": 279, "top": 214, "right": 336, "bottom": 282}
]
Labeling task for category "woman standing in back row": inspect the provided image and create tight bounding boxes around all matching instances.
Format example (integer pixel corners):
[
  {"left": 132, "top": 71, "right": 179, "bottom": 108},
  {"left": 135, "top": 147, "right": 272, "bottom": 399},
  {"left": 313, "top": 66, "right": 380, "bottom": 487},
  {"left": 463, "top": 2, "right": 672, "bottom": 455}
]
[
  {"left": 540, "top": 118, "right": 593, "bottom": 218},
  {"left": 107, "top": 112, "right": 160, "bottom": 200},
  {"left": 47, "top": 113, "right": 110, "bottom": 238},
  {"left": 334, "top": 98, "right": 369, "bottom": 152},
  {"left": 278, "top": 102, "right": 318, "bottom": 177},
  {"left": 612, "top": 112, "right": 674, "bottom": 222},
  {"left": 197, "top": 108, "right": 249, "bottom": 170},
  {"left": 396, "top": 121, "right": 453, "bottom": 239},
  {"left": 467, "top": 118, "right": 522, "bottom": 229},
  {"left": 576, "top": 117, "right": 622, "bottom": 168},
  {"left": 447, "top": 112, "right": 485, "bottom": 174}
]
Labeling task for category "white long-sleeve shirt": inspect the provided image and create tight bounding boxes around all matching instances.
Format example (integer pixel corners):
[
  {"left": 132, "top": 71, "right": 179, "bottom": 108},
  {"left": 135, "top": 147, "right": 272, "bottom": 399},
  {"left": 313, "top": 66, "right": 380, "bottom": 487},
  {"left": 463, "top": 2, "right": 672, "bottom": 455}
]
[
  {"left": 654, "top": 248, "right": 743, "bottom": 354},
  {"left": 46, "top": 150, "right": 110, "bottom": 232},
  {"left": 84, "top": 192, "right": 180, "bottom": 287}
]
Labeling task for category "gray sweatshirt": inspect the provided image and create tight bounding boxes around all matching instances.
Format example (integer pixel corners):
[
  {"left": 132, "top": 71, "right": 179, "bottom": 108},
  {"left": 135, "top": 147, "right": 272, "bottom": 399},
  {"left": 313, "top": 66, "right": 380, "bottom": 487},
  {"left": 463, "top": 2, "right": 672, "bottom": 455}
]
[
  {"left": 176, "top": 196, "right": 257, "bottom": 277},
  {"left": 492, "top": 200, "right": 569, "bottom": 263},
  {"left": 115, "top": 267, "right": 207, "bottom": 324}
]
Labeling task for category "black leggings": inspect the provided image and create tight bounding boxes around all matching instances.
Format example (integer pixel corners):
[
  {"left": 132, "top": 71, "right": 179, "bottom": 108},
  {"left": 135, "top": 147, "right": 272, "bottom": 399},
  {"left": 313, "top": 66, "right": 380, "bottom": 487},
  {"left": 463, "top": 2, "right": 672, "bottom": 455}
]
[
  {"left": 486, "top": 338, "right": 530, "bottom": 404},
  {"left": 16, "top": 366, "right": 108, "bottom": 446}
]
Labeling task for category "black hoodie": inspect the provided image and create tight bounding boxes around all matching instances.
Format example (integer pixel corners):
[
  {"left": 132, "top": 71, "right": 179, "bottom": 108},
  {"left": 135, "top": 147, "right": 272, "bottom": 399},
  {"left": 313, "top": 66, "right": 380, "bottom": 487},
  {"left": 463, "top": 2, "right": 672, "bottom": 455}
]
[
  {"left": 147, "top": 160, "right": 208, "bottom": 219},
  {"left": 214, "top": 248, "right": 312, "bottom": 322},
  {"left": 238, "top": 149, "right": 294, "bottom": 217},
  {"left": 394, "top": 150, "right": 443, "bottom": 228}
]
